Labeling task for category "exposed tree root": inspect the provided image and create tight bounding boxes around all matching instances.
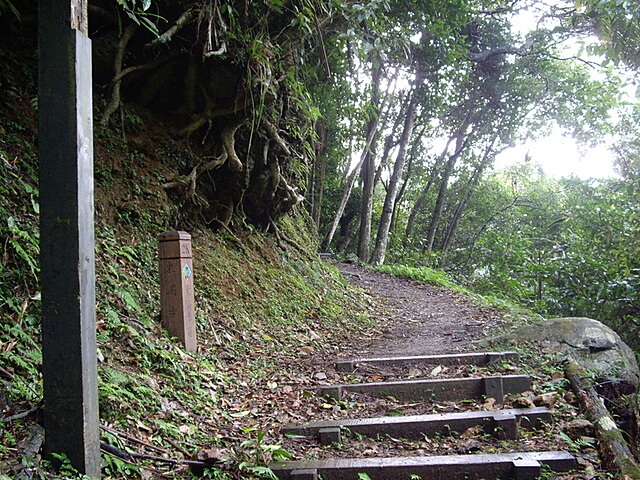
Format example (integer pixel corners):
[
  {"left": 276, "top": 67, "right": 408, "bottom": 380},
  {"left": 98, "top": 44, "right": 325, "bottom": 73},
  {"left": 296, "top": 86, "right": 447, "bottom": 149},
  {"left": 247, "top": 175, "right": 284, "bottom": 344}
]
[
  {"left": 201, "top": 0, "right": 228, "bottom": 57},
  {"left": 110, "top": 55, "right": 171, "bottom": 86},
  {"left": 262, "top": 118, "right": 291, "bottom": 156},
  {"left": 279, "top": 174, "right": 305, "bottom": 207},
  {"left": 265, "top": 156, "right": 280, "bottom": 199},
  {"left": 162, "top": 166, "right": 198, "bottom": 197},
  {"left": 270, "top": 220, "right": 310, "bottom": 257},
  {"left": 178, "top": 102, "right": 248, "bottom": 138},
  {"left": 179, "top": 115, "right": 210, "bottom": 139},
  {"left": 14, "top": 424, "right": 44, "bottom": 480},
  {"left": 221, "top": 119, "right": 244, "bottom": 171},
  {"left": 564, "top": 359, "right": 640, "bottom": 479},
  {"left": 100, "top": 441, "right": 206, "bottom": 467},
  {"left": 163, "top": 117, "right": 245, "bottom": 207},
  {"left": 202, "top": 150, "right": 228, "bottom": 171},
  {"left": 100, "top": 23, "right": 137, "bottom": 127}
]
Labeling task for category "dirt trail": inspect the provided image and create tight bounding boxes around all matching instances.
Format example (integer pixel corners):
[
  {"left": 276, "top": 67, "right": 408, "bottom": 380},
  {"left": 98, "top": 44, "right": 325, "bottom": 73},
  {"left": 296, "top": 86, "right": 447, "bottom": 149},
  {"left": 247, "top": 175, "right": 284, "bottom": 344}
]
[{"left": 334, "top": 262, "right": 507, "bottom": 358}]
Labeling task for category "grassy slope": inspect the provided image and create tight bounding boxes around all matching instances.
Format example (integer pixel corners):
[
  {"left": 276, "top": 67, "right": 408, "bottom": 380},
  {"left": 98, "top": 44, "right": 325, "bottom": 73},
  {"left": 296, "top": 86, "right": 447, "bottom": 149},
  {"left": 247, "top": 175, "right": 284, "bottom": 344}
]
[{"left": 0, "top": 81, "right": 375, "bottom": 478}]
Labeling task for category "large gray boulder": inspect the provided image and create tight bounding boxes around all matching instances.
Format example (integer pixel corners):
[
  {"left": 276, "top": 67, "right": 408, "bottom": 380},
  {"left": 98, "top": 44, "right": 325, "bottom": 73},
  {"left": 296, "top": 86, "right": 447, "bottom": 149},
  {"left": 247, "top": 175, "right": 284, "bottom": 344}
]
[{"left": 499, "top": 317, "right": 639, "bottom": 389}]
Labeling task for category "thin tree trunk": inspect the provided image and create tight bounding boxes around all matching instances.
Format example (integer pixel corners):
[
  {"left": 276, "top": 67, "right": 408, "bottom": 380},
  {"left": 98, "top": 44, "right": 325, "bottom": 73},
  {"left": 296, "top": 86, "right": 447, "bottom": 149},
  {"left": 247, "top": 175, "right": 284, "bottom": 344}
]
[
  {"left": 388, "top": 150, "right": 415, "bottom": 240},
  {"left": 372, "top": 96, "right": 407, "bottom": 190},
  {"left": 439, "top": 137, "right": 499, "bottom": 263},
  {"left": 439, "top": 164, "right": 485, "bottom": 265},
  {"left": 322, "top": 65, "right": 386, "bottom": 250},
  {"left": 358, "top": 66, "right": 399, "bottom": 260},
  {"left": 370, "top": 80, "right": 420, "bottom": 266},
  {"left": 357, "top": 147, "right": 376, "bottom": 260},
  {"left": 321, "top": 151, "right": 365, "bottom": 250},
  {"left": 423, "top": 129, "right": 472, "bottom": 253},
  {"left": 403, "top": 133, "right": 454, "bottom": 247},
  {"left": 403, "top": 174, "right": 435, "bottom": 247},
  {"left": 389, "top": 126, "right": 424, "bottom": 237},
  {"left": 311, "top": 125, "right": 328, "bottom": 229},
  {"left": 337, "top": 212, "right": 359, "bottom": 254}
]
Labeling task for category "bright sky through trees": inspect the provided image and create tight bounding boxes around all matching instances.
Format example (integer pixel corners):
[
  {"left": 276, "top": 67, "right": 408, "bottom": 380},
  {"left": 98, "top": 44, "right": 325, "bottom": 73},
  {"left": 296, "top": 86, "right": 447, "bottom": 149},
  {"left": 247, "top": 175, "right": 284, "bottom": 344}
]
[
  {"left": 493, "top": 5, "right": 632, "bottom": 179},
  {"left": 495, "top": 134, "right": 618, "bottom": 179}
]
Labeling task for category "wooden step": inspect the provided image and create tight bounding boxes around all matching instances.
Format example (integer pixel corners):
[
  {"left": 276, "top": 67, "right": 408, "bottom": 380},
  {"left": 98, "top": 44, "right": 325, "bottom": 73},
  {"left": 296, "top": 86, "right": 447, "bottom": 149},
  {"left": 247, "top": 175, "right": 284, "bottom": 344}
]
[
  {"left": 336, "top": 351, "right": 519, "bottom": 373},
  {"left": 285, "top": 407, "right": 551, "bottom": 443},
  {"left": 321, "top": 375, "right": 531, "bottom": 402},
  {"left": 271, "top": 450, "right": 576, "bottom": 480}
]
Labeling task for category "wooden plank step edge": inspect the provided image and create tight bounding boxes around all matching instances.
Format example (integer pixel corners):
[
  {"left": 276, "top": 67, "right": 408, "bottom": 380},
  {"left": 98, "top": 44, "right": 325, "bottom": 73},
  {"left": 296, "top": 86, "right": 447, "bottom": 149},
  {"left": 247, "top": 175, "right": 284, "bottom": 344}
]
[
  {"left": 284, "top": 407, "right": 552, "bottom": 443},
  {"left": 335, "top": 351, "right": 519, "bottom": 372},
  {"left": 271, "top": 451, "right": 576, "bottom": 480},
  {"left": 320, "top": 375, "right": 532, "bottom": 402}
]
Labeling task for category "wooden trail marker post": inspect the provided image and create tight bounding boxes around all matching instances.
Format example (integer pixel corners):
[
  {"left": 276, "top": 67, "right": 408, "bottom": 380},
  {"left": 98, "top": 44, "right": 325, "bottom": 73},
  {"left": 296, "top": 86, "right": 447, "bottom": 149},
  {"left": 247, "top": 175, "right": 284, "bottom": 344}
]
[
  {"left": 159, "top": 231, "right": 197, "bottom": 352},
  {"left": 38, "top": 0, "right": 100, "bottom": 477}
]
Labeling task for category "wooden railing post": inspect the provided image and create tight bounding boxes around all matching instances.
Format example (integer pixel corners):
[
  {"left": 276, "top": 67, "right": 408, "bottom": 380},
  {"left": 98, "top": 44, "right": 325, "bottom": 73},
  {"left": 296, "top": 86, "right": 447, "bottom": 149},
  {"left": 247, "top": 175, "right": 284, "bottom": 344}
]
[{"left": 39, "top": 0, "right": 100, "bottom": 476}]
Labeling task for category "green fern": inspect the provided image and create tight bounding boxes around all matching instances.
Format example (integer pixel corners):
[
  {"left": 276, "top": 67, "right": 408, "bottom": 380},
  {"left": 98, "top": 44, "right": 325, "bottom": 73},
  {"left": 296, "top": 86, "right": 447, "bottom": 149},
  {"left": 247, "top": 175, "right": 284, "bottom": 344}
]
[{"left": 0, "top": 0, "right": 20, "bottom": 21}]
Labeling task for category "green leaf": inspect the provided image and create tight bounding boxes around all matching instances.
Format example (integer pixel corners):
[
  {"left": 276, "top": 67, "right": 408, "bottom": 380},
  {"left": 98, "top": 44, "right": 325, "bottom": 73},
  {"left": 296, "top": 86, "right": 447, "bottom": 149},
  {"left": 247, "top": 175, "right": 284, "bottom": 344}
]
[{"left": 0, "top": 0, "right": 21, "bottom": 21}]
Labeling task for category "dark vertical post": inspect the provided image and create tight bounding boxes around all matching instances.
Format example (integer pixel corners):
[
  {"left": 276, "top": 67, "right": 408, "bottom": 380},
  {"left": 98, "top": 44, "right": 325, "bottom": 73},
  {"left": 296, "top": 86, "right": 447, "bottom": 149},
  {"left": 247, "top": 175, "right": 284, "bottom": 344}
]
[
  {"left": 159, "top": 231, "right": 197, "bottom": 352},
  {"left": 38, "top": 0, "right": 100, "bottom": 477}
]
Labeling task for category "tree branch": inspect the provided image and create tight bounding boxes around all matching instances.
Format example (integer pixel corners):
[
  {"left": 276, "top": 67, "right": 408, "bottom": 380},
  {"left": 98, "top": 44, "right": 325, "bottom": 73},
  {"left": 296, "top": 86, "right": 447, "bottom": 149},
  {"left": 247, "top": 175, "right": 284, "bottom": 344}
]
[{"left": 146, "top": 8, "right": 197, "bottom": 47}]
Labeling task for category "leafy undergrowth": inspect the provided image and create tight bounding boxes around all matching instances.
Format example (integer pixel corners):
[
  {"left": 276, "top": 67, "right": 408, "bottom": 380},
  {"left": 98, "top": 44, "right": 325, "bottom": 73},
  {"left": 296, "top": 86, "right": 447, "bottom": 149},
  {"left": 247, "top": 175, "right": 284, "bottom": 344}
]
[{"left": 2, "top": 209, "right": 378, "bottom": 479}]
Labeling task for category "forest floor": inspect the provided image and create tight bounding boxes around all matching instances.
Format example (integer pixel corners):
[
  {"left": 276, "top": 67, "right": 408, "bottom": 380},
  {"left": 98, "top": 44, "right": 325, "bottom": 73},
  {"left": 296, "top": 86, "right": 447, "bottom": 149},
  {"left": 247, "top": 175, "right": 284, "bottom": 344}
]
[{"left": 329, "top": 261, "right": 508, "bottom": 359}]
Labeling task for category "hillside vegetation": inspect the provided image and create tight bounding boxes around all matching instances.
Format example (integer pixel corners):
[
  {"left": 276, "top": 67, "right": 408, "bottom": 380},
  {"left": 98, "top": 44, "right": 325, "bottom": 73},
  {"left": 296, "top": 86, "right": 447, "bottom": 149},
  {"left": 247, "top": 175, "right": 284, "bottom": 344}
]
[{"left": 0, "top": 29, "right": 375, "bottom": 477}]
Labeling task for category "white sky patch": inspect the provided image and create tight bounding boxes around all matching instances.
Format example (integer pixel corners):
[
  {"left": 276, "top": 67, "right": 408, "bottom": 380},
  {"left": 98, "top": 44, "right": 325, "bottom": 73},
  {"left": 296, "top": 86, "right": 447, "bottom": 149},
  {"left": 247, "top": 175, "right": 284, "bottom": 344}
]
[
  {"left": 501, "top": 7, "right": 628, "bottom": 180},
  {"left": 494, "top": 133, "right": 618, "bottom": 179}
]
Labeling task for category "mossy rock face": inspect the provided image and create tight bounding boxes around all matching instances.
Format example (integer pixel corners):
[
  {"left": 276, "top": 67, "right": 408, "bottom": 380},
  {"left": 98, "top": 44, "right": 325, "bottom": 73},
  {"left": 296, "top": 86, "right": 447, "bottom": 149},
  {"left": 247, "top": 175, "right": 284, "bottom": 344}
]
[{"left": 505, "top": 317, "right": 640, "bottom": 389}]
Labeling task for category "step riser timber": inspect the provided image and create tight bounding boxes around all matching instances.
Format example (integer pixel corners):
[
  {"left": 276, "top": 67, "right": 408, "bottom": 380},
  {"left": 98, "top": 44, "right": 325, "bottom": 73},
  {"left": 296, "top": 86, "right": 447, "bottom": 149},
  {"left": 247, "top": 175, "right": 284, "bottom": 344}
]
[
  {"left": 285, "top": 407, "right": 552, "bottom": 443},
  {"left": 321, "top": 375, "right": 531, "bottom": 402},
  {"left": 278, "top": 352, "right": 575, "bottom": 480},
  {"left": 336, "top": 351, "right": 519, "bottom": 373},
  {"left": 271, "top": 451, "right": 576, "bottom": 480}
]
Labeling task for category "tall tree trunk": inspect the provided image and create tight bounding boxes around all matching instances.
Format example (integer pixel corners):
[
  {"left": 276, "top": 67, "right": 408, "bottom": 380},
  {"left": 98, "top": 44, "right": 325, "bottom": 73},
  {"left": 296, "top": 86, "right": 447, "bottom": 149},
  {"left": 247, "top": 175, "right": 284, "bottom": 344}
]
[
  {"left": 372, "top": 96, "right": 407, "bottom": 190},
  {"left": 370, "top": 81, "right": 420, "bottom": 266},
  {"left": 403, "top": 173, "right": 435, "bottom": 247},
  {"left": 321, "top": 65, "right": 385, "bottom": 250},
  {"left": 388, "top": 150, "right": 415, "bottom": 240},
  {"left": 389, "top": 126, "right": 424, "bottom": 239},
  {"left": 439, "top": 164, "right": 485, "bottom": 265},
  {"left": 337, "top": 211, "right": 359, "bottom": 254},
  {"left": 403, "top": 131, "right": 454, "bottom": 247},
  {"left": 358, "top": 67, "right": 400, "bottom": 260},
  {"left": 423, "top": 129, "right": 472, "bottom": 253},
  {"left": 439, "top": 137, "right": 501, "bottom": 263},
  {"left": 357, "top": 147, "right": 376, "bottom": 260},
  {"left": 310, "top": 124, "right": 328, "bottom": 228}
]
